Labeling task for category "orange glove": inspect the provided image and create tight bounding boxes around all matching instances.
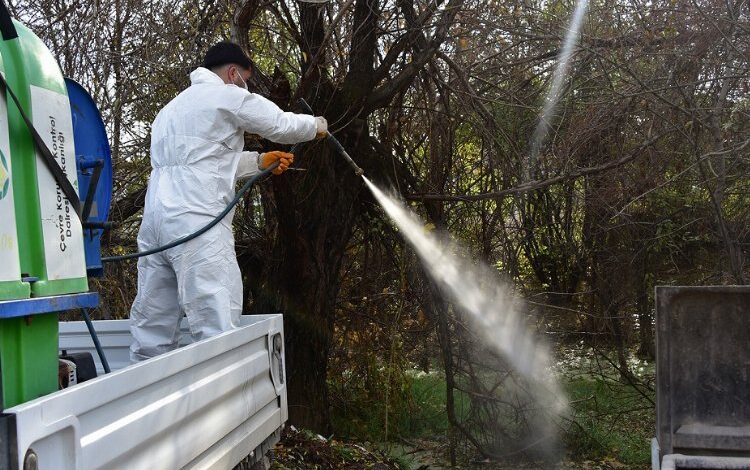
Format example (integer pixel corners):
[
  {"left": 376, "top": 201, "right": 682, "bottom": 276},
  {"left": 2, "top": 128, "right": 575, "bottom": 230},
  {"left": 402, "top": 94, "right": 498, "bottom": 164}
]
[{"left": 259, "top": 151, "right": 294, "bottom": 175}]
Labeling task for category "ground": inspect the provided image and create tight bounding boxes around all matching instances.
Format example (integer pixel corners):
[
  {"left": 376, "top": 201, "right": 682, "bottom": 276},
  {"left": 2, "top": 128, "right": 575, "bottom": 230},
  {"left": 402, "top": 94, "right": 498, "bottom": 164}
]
[
  {"left": 270, "top": 427, "right": 641, "bottom": 469},
  {"left": 271, "top": 427, "right": 404, "bottom": 469},
  {"left": 271, "top": 346, "right": 655, "bottom": 469}
]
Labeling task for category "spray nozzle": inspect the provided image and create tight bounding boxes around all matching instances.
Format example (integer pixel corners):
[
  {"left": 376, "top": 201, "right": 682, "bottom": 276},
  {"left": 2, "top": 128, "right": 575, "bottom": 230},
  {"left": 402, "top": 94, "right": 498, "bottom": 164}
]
[{"left": 298, "top": 98, "right": 365, "bottom": 177}]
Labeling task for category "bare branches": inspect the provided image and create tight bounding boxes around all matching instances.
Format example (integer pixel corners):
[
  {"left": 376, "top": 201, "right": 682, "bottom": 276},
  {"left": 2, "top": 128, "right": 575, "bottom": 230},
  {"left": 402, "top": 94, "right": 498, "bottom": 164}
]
[
  {"left": 366, "top": 0, "right": 465, "bottom": 112},
  {"left": 407, "top": 134, "right": 668, "bottom": 202}
]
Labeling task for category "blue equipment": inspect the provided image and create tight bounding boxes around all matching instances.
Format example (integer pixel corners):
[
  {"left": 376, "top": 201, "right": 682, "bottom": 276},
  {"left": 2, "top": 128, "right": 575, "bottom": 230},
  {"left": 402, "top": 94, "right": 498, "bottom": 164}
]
[{"left": 66, "top": 78, "right": 113, "bottom": 277}]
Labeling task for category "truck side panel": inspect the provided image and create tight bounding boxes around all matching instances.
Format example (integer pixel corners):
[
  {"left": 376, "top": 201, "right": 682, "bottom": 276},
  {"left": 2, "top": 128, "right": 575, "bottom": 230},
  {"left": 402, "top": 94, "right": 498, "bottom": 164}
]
[{"left": 6, "top": 315, "right": 286, "bottom": 470}]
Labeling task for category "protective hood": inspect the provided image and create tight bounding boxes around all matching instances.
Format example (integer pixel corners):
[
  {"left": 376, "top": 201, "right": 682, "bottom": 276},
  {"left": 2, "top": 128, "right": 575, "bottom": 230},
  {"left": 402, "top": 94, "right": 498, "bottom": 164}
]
[{"left": 189, "top": 67, "right": 225, "bottom": 86}]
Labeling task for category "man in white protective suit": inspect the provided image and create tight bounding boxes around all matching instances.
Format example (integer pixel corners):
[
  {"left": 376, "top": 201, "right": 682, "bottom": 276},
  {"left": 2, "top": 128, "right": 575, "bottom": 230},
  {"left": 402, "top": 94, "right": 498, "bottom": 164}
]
[{"left": 129, "top": 42, "right": 327, "bottom": 361}]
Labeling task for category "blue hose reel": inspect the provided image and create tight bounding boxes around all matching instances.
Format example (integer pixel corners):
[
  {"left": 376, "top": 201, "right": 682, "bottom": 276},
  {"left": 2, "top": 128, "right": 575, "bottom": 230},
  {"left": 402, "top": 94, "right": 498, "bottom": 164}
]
[{"left": 66, "top": 78, "right": 112, "bottom": 277}]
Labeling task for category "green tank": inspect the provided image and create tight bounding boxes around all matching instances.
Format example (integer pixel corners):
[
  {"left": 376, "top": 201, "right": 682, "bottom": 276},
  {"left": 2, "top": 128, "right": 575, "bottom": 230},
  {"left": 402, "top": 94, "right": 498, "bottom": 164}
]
[
  {"left": 0, "top": 43, "right": 28, "bottom": 301},
  {"left": 0, "top": 20, "right": 88, "bottom": 297},
  {"left": 0, "top": 17, "right": 87, "bottom": 407}
]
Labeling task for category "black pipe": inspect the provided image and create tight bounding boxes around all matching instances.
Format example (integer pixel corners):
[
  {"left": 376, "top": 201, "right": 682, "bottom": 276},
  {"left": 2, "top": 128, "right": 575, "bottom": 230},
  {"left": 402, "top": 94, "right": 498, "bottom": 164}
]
[
  {"left": 81, "top": 308, "right": 111, "bottom": 374},
  {"left": 83, "top": 221, "right": 114, "bottom": 230},
  {"left": 82, "top": 160, "right": 104, "bottom": 223}
]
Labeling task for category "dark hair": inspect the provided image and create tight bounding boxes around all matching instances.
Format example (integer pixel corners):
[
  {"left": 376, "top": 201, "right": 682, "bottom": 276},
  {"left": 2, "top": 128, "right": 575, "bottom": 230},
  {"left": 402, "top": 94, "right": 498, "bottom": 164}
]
[{"left": 203, "top": 41, "right": 252, "bottom": 70}]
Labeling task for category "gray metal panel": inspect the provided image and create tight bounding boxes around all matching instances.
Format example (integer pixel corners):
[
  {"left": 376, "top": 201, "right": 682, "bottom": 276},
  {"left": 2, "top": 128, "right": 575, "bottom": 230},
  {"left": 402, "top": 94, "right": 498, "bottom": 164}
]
[
  {"left": 674, "top": 425, "right": 750, "bottom": 451},
  {"left": 656, "top": 286, "right": 750, "bottom": 459}
]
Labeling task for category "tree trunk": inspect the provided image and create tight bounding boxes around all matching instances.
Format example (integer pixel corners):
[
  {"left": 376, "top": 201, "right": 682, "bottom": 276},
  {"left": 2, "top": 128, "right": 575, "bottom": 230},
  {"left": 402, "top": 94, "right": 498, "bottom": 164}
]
[
  {"left": 233, "top": 0, "right": 463, "bottom": 432},
  {"left": 636, "top": 249, "right": 654, "bottom": 360},
  {"left": 250, "top": 133, "right": 367, "bottom": 432}
]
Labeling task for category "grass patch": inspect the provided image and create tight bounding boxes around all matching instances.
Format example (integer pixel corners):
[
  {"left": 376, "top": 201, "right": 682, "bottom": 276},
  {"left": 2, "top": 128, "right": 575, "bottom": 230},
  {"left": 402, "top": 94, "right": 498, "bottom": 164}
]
[
  {"left": 331, "top": 370, "right": 460, "bottom": 441},
  {"left": 331, "top": 353, "right": 656, "bottom": 468},
  {"left": 564, "top": 376, "right": 654, "bottom": 468}
]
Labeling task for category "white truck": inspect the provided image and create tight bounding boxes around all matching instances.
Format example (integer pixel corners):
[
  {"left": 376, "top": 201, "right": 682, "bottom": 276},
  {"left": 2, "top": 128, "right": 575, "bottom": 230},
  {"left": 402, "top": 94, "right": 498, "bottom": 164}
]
[
  {"left": 0, "top": 315, "right": 287, "bottom": 470},
  {"left": 0, "top": 6, "right": 290, "bottom": 469}
]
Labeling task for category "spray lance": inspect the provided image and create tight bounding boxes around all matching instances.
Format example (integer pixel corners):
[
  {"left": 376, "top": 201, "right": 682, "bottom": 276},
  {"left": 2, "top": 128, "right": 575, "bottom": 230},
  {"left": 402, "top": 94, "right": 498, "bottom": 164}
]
[
  {"left": 102, "top": 98, "right": 363, "bottom": 263},
  {"left": 297, "top": 98, "right": 364, "bottom": 176}
]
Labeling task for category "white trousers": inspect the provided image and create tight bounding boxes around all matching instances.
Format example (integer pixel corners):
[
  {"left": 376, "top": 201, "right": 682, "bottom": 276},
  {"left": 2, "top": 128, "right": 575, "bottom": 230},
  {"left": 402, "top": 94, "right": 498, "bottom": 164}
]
[{"left": 129, "top": 224, "right": 242, "bottom": 361}]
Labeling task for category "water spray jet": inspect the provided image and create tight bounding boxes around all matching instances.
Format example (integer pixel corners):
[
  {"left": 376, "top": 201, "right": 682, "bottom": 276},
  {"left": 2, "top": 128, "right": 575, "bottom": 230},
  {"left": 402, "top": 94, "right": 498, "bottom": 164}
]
[
  {"left": 362, "top": 176, "right": 567, "bottom": 458},
  {"left": 527, "top": 0, "right": 589, "bottom": 179}
]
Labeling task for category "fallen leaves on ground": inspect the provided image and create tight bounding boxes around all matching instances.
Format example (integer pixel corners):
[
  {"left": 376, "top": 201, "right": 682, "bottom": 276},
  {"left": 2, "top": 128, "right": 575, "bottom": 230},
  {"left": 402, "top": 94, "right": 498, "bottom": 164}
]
[{"left": 272, "top": 427, "right": 405, "bottom": 469}]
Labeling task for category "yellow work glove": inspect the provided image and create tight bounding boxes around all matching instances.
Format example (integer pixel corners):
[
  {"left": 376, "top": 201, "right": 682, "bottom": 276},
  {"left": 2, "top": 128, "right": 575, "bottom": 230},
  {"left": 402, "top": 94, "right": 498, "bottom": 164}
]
[{"left": 259, "top": 151, "right": 294, "bottom": 175}]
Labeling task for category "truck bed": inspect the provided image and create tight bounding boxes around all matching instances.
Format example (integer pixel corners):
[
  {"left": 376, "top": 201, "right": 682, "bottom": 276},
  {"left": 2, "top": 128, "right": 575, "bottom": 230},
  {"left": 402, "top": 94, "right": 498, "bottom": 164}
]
[{"left": 2, "top": 315, "right": 287, "bottom": 470}]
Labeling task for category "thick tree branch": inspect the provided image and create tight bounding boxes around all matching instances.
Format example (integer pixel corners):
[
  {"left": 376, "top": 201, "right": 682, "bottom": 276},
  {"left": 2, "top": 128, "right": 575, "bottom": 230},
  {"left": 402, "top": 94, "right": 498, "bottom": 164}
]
[
  {"left": 365, "top": 0, "right": 464, "bottom": 112},
  {"left": 230, "top": 0, "right": 276, "bottom": 94},
  {"left": 293, "top": 0, "right": 355, "bottom": 98},
  {"left": 345, "top": 0, "right": 379, "bottom": 81},
  {"left": 334, "top": 0, "right": 380, "bottom": 115},
  {"left": 230, "top": 0, "right": 264, "bottom": 49},
  {"left": 370, "top": 0, "right": 443, "bottom": 84}
]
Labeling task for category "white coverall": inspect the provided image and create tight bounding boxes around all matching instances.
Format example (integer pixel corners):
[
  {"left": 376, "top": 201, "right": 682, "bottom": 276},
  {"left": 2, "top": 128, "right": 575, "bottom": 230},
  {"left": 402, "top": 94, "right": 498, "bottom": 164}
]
[{"left": 130, "top": 67, "right": 316, "bottom": 361}]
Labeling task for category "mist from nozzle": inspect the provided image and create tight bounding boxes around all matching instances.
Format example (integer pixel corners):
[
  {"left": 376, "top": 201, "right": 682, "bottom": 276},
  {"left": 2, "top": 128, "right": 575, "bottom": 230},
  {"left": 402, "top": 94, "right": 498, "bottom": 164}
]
[
  {"left": 362, "top": 175, "right": 567, "bottom": 457},
  {"left": 528, "top": 0, "right": 589, "bottom": 179}
]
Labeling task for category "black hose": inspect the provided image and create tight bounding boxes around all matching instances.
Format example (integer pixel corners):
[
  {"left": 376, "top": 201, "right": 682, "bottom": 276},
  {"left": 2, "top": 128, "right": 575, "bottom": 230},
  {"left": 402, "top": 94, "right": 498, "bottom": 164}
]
[
  {"left": 81, "top": 308, "right": 111, "bottom": 374},
  {"left": 102, "top": 159, "right": 280, "bottom": 263}
]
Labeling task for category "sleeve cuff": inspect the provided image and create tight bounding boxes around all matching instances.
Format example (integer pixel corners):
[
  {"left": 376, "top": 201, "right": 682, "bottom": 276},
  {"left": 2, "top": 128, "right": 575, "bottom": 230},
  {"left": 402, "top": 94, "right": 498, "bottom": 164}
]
[{"left": 236, "top": 151, "right": 262, "bottom": 180}]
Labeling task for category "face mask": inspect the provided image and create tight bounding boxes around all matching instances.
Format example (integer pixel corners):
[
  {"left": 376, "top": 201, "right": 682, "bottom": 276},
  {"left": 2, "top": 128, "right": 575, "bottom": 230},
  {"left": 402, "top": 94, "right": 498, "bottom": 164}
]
[{"left": 232, "top": 68, "right": 248, "bottom": 90}]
